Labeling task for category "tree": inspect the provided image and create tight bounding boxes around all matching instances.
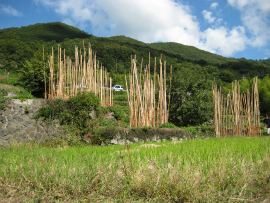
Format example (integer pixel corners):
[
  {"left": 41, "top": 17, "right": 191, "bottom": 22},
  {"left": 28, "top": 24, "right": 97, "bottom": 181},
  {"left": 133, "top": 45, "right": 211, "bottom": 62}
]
[
  {"left": 19, "top": 51, "right": 49, "bottom": 98},
  {"left": 258, "top": 76, "right": 270, "bottom": 115},
  {"left": 169, "top": 67, "right": 213, "bottom": 126}
]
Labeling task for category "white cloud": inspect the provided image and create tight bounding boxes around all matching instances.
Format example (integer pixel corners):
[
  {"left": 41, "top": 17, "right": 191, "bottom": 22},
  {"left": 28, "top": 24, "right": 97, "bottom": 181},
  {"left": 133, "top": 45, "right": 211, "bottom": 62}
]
[
  {"left": 202, "top": 10, "right": 216, "bottom": 23},
  {"left": 0, "top": 4, "right": 22, "bottom": 17},
  {"left": 33, "top": 0, "right": 251, "bottom": 57},
  {"left": 63, "top": 18, "right": 74, "bottom": 26},
  {"left": 210, "top": 2, "right": 219, "bottom": 9},
  {"left": 227, "top": 0, "right": 270, "bottom": 48},
  {"left": 203, "top": 26, "right": 247, "bottom": 56}
]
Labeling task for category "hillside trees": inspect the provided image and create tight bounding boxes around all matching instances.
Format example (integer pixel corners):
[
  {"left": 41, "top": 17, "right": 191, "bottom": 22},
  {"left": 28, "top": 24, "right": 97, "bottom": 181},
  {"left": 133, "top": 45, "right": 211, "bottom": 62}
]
[
  {"left": 169, "top": 63, "right": 213, "bottom": 126},
  {"left": 257, "top": 76, "right": 270, "bottom": 115}
]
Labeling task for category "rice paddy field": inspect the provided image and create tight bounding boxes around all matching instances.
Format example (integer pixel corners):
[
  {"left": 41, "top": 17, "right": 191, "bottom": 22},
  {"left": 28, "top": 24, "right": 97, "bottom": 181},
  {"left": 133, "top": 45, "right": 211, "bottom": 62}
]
[{"left": 0, "top": 136, "right": 270, "bottom": 202}]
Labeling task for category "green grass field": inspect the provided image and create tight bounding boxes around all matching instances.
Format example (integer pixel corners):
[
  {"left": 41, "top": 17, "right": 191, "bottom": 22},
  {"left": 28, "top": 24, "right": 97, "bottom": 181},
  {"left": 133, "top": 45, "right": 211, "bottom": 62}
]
[{"left": 1, "top": 137, "right": 270, "bottom": 202}]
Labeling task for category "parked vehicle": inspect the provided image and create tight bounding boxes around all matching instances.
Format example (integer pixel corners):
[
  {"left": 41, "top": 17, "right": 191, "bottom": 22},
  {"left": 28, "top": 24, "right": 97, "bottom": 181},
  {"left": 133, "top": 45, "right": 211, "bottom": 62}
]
[{"left": 112, "top": 85, "right": 126, "bottom": 91}]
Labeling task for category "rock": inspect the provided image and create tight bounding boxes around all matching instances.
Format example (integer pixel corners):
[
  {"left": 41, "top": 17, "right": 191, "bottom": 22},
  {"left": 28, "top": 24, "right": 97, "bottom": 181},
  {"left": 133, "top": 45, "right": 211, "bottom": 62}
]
[
  {"left": 36, "top": 133, "right": 43, "bottom": 141},
  {"left": 28, "top": 113, "right": 34, "bottom": 119},
  {"left": 29, "top": 132, "right": 35, "bottom": 140},
  {"left": 4, "top": 92, "right": 17, "bottom": 97},
  {"left": 7, "top": 115, "right": 13, "bottom": 122},
  {"left": 0, "top": 115, "right": 6, "bottom": 124},
  {"left": 110, "top": 138, "right": 118, "bottom": 145},
  {"left": 152, "top": 135, "right": 158, "bottom": 142},
  {"left": 23, "top": 120, "right": 33, "bottom": 127},
  {"left": 103, "top": 112, "right": 116, "bottom": 121},
  {"left": 37, "top": 125, "right": 45, "bottom": 134},
  {"left": 118, "top": 139, "right": 126, "bottom": 145},
  {"left": 89, "top": 109, "right": 95, "bottom": 119},
  {"left": 171, "top": 137, "right": 178, "bottom": 141},
  {"left": 7, "top": 127, "right": 16, "bottom": 135},
  {"left": 25, "top": 127, "right": 35, "bottom": 134},
  {"left": 2, "top": 134, "right": 13, "bottom": 141},
  {"left": 133, "top": 137, "right": 139, "bottom": 142},
  {"left": 0, "top": 140, "right": 9, "bottom": 148},
  {"left": 6, "top": 122, "right": 13, "bottom": 129},
  {"left": 15, "top": 116, "right": 23, "bottom": 122},
  {"left": 0, "top": 129, "right": 9, "bottom": 137}
]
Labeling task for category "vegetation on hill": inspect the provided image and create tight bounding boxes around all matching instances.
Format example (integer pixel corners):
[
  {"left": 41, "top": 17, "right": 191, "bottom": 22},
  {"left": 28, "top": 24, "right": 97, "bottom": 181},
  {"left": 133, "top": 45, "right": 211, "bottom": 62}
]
[
  {"left": 150, "top": 42, "right": 237, "bottom": 65},
  {"left": 1, "top": 22, "right": 270, "bottom": 127},
  {"left": 0, "top": 22, "right": 91, "bottom": 43},
  {"left": 260, "top": 58, "right": 270, "bottom": 66}
]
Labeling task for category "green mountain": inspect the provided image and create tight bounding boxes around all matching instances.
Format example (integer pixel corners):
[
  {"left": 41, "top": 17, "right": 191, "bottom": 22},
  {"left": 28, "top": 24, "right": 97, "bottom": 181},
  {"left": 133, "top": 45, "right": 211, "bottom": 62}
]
[
  {"left": 149, "top": 42, "right": 237, "bottom": 65},
  {"left": 0, "top": 22, "right": 91, "bottom": 43},
  {"left": 0, "top": 22, "right": 269, "bottom": 81}
]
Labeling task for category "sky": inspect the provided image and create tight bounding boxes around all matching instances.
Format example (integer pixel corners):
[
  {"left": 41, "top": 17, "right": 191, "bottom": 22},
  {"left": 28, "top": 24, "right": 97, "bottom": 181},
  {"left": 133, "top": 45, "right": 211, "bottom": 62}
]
[{"left": 0, "top": 0, "right": 270, "bottom": 60}]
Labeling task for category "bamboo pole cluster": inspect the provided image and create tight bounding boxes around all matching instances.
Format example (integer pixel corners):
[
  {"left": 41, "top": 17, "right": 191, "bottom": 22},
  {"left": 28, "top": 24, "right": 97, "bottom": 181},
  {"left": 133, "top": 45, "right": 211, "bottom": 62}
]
[
  {"left": 125, "top": 54, "right": 172, "bottom": 127},
  {"left": 46, "top": 42, "right": 113, "bottom": 106},
  {"left": 213, "top": 76, "right": 260, "bottom": 137}
]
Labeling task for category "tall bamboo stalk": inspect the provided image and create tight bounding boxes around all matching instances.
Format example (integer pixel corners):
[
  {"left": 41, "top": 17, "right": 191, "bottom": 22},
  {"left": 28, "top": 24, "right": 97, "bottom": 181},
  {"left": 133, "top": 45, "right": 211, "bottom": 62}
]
[
  {"left": 125, "top": 54, "right": 172, "bottom": 127},
  {"left": 213, "top": 77, "right": 260, "bottom": 137},
  {"left": 47, "top": 42, "right": 112, "bottom": 106}
]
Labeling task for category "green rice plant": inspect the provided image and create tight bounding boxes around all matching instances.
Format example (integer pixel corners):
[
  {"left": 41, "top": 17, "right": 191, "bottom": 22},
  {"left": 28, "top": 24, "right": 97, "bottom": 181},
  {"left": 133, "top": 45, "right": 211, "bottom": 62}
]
[{"left": 0, "top": 137, "right": 270, "bottom": 202}]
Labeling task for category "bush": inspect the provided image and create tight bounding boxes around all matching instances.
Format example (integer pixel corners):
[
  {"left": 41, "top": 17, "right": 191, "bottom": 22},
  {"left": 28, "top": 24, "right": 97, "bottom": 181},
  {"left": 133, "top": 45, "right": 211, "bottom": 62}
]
[
  {"left": 100, "top": 119, "right": 121, "bottom": 127},
  {"left": 0, "top": 88, "right": 9, "bottom": 110},
  {"left": 180, "top": 126, "right": 215, "bottom": 136},
  {"left": 109, "top": 105, "right": 130, "bottom": 124},
  {"left": 36, "top": 92, "right": 105, "bottom": 135},
  {"left": 159, "top": 122, "right": 179, "bottom": 128}
]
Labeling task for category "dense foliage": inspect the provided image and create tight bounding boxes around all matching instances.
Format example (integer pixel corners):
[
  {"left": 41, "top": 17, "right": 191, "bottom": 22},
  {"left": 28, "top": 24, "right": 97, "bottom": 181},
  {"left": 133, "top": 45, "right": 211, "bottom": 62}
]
[
  {"left": 169, "top": 63, "right": 213, "bottom": 126},
  {"left": 1, "top": 22, "right": 270, "bottom": 127},
  {"left": 18, "top": 50, "right": 50, "bottom": 97},
  {"left": 35, "top": 92, "right": 105, "bottom": 135}
]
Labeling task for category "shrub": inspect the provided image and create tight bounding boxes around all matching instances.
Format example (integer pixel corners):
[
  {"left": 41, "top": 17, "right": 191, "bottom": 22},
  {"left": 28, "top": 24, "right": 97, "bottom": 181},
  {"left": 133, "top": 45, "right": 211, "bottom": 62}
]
[
  {"left": 36, "top": 92, "right": 105, "bottom": 135},
  {"left": 159, "top": 122, "right": 179, "bottom": 128},
  {"left": 109, "top": 105, "right": 130, "bottom": 124},
  {"left": 0, "top": 88, "right": 9, "bottom": 110},
  {"left": 100, "top": 119, "right": 120, "bottom": 127}
]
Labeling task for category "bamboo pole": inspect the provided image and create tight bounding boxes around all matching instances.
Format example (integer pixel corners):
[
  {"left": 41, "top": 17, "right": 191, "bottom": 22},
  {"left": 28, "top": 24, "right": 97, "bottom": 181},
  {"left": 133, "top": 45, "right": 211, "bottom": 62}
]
[
  {"left": 47, "top": 41, "right": 112, "bottom": 106},
  {"left": 43, "top": 46, "right": 47, "bottom": 99},
  {"left": 213, "top": 77, "right": 260, "bottom": 137}
]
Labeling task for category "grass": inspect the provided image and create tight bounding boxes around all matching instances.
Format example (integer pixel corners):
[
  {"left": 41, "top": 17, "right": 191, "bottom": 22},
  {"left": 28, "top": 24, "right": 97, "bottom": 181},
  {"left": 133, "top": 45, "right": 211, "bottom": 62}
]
[
  {"left": 0, "top": 68, "right": 35, "bottom": 101},
  {"left": 0, "top": 137, "right": 270, "bottom": 202},
  {"left": 0, "top": 70, "right": 35, "bottom": 104}
]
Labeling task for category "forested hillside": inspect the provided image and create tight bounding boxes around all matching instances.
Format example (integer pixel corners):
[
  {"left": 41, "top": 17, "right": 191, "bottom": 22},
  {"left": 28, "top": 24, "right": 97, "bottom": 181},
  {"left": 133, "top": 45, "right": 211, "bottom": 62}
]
[
  {"left": 1, "top": 22, "right": 270, "bottom": 126},
  {"left": 1, "top": 22, "right": 269, "bottom": 78}
]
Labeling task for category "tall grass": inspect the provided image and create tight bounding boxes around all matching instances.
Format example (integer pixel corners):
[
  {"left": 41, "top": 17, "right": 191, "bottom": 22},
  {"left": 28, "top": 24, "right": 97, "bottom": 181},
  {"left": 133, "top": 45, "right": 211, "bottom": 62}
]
[{"left": 0, "top": 137, "right": 270, "bottom": 202}]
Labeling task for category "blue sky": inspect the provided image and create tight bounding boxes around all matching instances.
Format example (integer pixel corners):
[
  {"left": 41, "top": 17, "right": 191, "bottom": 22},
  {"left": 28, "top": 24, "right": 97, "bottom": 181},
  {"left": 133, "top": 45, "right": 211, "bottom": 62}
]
[{"left": 1, "top": 0, "right": 270, "bottom": 60}]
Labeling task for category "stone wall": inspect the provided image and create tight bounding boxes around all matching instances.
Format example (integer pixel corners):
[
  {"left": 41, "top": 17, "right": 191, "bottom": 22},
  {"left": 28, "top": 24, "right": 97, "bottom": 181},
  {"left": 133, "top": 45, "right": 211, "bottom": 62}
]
[
  {"left": 0, "top": 99, "right": 198, "bottom": 148},
  {"left": 0, "top": 99, "right": 63, "bottom": 148},
  {"left": 101, "top": 127, "right": 194, "bottom": 145}
]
